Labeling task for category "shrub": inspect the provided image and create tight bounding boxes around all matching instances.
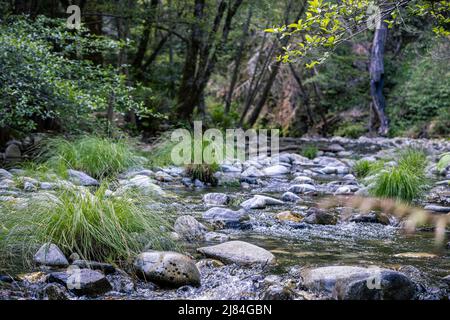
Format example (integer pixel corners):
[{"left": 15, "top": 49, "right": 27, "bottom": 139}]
[
  {"left": 301, "top": 145, "right": 318, "bottom": 160},
  {"left": 334, "top": 123, "right": 366, "bottom": 139},
  {"left": 0, "top": 16, "right": 141, "bottom": 135},
  {"left": 43, "top": 136, "right": 141, "bottom": 179},
  {"left": 0, "top": 184, "right": 175, "bottom": 265}
]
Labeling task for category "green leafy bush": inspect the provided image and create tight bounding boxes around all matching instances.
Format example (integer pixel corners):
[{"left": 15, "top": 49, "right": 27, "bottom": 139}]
[
  {"left": 334, "top": 123, "right": 366, "bottom": 139},
  {"left": 0, "top": 185, "right": 174, "bottom": 265},
  {"left": 388, "top": 38, "right": 450, "bottom": 137},
  {"left": 0, "top": 16, "right": 141, "bottom": 135},
  {"left": 43, "top": 136, "right": 141, "bottom": 179}
]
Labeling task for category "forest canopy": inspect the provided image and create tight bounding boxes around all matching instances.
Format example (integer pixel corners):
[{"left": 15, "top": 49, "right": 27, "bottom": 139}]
[{"left": 0, "top": 0, "right": 449, "bottom": 143}]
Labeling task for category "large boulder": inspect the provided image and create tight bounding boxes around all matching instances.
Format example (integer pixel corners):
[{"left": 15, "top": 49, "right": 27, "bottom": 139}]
[
  {"left": 34, "top": 243, "right": 69, "bottom": 267},
  {"left": 48, "top": 269, "right": 112, "bottom": 296},
  {"left": 203, "top": 193, "right": 230, "bottom": 206},
  {"left": 197, "top": 241, "right": 276, "bottom": 266},
  {"left": 174, "top": 215, "right": 207, "bottom": 242},
  {"left": 240, "top": 195, "right": 283, "bottom": 210},
  {"left": 68, "top": 170, "right": 99, "bottom": 187},
  {"left": 301, "top": 266, "right": 415, "bottom": 300},
  {"left": 202, "top": 207, "right": 249, "bottom": 229},
  {"left": 134, "top": 251, "right": 201, "bottom": 288}
]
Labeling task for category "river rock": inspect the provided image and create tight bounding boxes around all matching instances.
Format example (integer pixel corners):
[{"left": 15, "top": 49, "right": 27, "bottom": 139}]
[
  {"left": 118, "top": 175, "right": 165, "bottom": 196},
  {"left": 282, "top": 192, "right": 301, "bottom": 202},
  {"left": 68, "top": 170, "right": 99, "bottom": 186},
  {"left": 241, "top": 166, "right": 264, "bottom": 177},
  {"left": 203, "top": 193, "right": 229, "bottom": 206},
  {"left": 349, "top": 212, "right": 390, "bottom": 225},
  {"left": 39, "top": 283, "right": 71, "bottom": 300},
  {"left": 262, "top": 165, "right": 290, "bottom": 176},
  {"left": 71, "top": 260, "right": 116, "bottom": 274},
  {"left": 292, "top": 176, "right": 315, "bottom": 185},
  {"left": 240, "top": 195, "right": 283, "bottom": 210},
  {"left": 34, "top": 243, "right": 69, "bottom": 267},
  {"left": 304, "top": 209, "right": 337, "bottom": 225},
  {"left": 197, "top": 241, "right": 275, "bottom": 266},
  {"left": 288, "top": 184, "right": 317, "bottom": 194},
  {"left": 262, "top": 284, "right": 295, "bottom": 300},
  {"left": 134, "top": 251, "right": 201, "bottom": 288},
  {"left": 326, "top": 143, "right": 345, "bottom": 152},
  {"left": 155, "top": 171, "right": 174, "bottom": 182},
  {"left": 5, "top": 144, "right": 21, "bottom": 159},
  {"left": 301, "top": 266, "right": 416, "bottom": 300},
  {"left": 424, "top": 205, "right": 450, "bottom": 213},
  {"left": 48, "top": 269, "right": 112, "bottom": 296},
  {"left": 174, "top": 215, "right": 207, "bottom": 242},
  {"left": 203, "top": 207, "right": 249, "bottom": 229},
  {"left": 0, "top": 169, "right": 13, "bottom": 180},
  {"left": 276, "top": 211, "right": 303, "bottom": 223},
  {"left": 204, "top": 232, "right": 230, "bottom": 243},
  {"left": 334, "top": 186, "right": 354, "bottom": 195}
]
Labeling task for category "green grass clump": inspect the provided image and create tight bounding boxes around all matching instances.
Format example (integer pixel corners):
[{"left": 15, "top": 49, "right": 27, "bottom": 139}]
[
  {"left": 147, "top": 140, "right": 177, "bottom": 168},
  {"left": 353, "top": 160, "right": 384, "bottom": 179},
  {"left": 42, "top": 136, "right": 140, "bottom": 179},
  {"left": 0, "top": 185, "right": 175, "bottom": 265},
  {"left": 369, "top": 148, "right": 428, "bottom": 203},
  {"left": 398, "top": 148, "right": 427, "bottom": 171},
  {"left": 301, "top": 145, "right": 319, "bottom": 160},
  {"left": 186, "top": 163, "right": 219, "bottom": 185}
]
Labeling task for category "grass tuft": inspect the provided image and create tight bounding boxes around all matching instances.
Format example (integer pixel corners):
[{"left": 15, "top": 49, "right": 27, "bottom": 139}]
[
  {"left": 353, "top": 160, "right": 383, "bottom": 179},
  {"left": 41, "top": 136, "right": 141, "bottom": 179},
  {"left": 186, "top": 163, "right": 219, "bottom": 185},
  {"left": 0, "top": 184, "right": 175, "bottom": 267},
  {"left": 369, "top": 148, "right": 428, "bottom": 203},
  {"left": 301, "top": 145, "right": 318, "bottom": 160}
]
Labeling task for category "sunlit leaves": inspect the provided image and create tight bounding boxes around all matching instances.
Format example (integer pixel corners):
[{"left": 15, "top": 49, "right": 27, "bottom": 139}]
[{"left": 265, "top": 0, "right": 450, "bottom": 67}]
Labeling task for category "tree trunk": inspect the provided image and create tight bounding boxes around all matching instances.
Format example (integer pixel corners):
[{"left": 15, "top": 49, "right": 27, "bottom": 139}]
[
  {"left": 246, "top": 0, "right": 303, "bottom": 127},
  {"left": 225, "top": 5, "right": 252, "bottom": 114},
  {"left": 369, "top": 20, "right": 389, "bottom": 136},
  {"left": 175, "top": 0, "right": 206, "bottom": 120}
]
